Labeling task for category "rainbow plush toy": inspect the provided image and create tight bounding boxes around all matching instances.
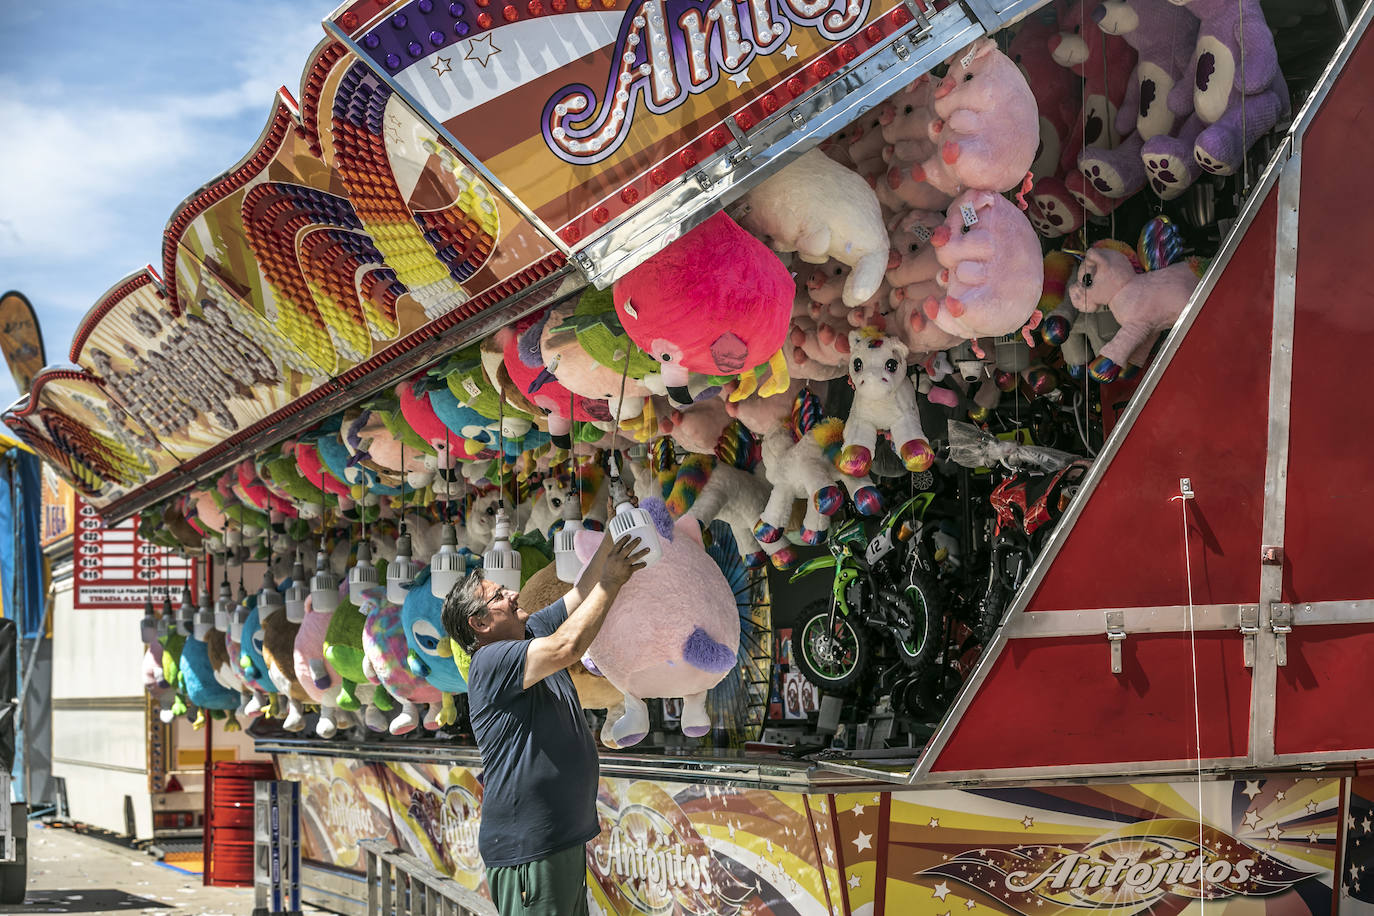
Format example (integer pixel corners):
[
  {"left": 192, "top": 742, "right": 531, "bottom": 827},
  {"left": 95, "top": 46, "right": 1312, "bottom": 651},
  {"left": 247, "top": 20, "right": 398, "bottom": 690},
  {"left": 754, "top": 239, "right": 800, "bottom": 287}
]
[{"left": 360, "top": 589, "right": 448, "bottom": 735}]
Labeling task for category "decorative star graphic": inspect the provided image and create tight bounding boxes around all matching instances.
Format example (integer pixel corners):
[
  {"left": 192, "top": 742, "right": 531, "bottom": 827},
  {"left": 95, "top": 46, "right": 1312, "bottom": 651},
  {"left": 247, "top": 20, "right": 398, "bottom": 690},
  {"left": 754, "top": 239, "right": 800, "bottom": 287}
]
[
  {"left": 1307, "top": 800, "right": 1320, "bottom": 815},
  {"left": 826, "top": 847, "right": 835, "bottom": 864},
  {"left": 853, "top": 803, "right": 866, "bottom": 816},
  {"left": 465, "top": 34, "right": 501, "bottom": 67},
  {"left": 929, "top": 817, "right": 941, "bottom": 828},
  {"left": 765, "top": 839, "right": 774, "bottom": 854},
  {"left": 934, "top": 882, "right": 951, "bottom": 901},
  {"left": 1242, "top": 809, "right": 1262, "bottom": 829},
  {"left": 873, "top": 794, "right": 881, "bottom": 803},
  {"left": 1266, "top": 825, "right": 1283, "bottom": 841},
  {"left": 1363, "top": 816, "right": 1372, "bottom": 833},
  {"left": 1308, "top": 831, "right": 1321, "bottom": 844},
  {"left": 728, "top": 67, "right": 751, "bottom": 88},
  {"left": 966, "top": 899, "right": 977, "bottom": 910},
  {"left": 849, "top": 874, "right": 862, "bottom": 889},
  {"left": 1242, "top": 781, "right": 1262, "bottom": 800},
  {"left": 853, "top": 830, "right": 872, "bottom": 852},
  {"left": 1274, "top": 790, "right": 1286, "bottom": 801},
  {"left": 431, "top": 55, "right": 452, "bottom": 76},
  {"left": 384, "top": 113, "right": 404, "bottom": 144},
  {"left": 782, "top": 43, "right": 799, "bottom": 60},
  {"left": 1348, "top": 814, "right": 1358, "bottom": 831},
  {"left": 1022, "top": 815, "right": 1035, "bottom": 829}
]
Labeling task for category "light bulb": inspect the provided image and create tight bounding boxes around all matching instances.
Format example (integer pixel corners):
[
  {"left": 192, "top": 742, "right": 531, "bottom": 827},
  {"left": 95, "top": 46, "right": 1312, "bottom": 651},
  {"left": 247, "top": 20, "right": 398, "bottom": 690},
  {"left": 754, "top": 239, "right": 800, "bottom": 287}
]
[
  {"left": 430, "top": 522, "right": 463, "bottom": 599},
  {"left": 482, "top": 508, "right": 522, "bottom": 592},
  {"left": 194, "top": 588, "right": 215, "bottom": 641},
  {"left": 310, "top": 550, "right": 341, "bottom": 613},
  {"left": 214, "top": 579, "right": 234, "bottom": 631},
  {"left": 284, "top": 556, "right": 309, "bottom": 623},
  {"left": 554, "top": 518, "right": 585, "bottom": 584},
  {"left": 176, "top": 586, "right": 196, "bottom": 637},
  {"left": 140, "top": 597, "right": 157, "bottom": 643},
  {"left": 605, "top": 459, "right": 662, "bottom": 568},
  {"left": 387, "top": 530, "right": 420, "bottom": 604},
  {"left": 258, "top": 568, "right": 284, "bottom": 619},
  {"left": 231, "top": 604, "right": 250, "bottom": 642},
  {"left": 348, "top": 541, "right": 379, "bottom": 605}
]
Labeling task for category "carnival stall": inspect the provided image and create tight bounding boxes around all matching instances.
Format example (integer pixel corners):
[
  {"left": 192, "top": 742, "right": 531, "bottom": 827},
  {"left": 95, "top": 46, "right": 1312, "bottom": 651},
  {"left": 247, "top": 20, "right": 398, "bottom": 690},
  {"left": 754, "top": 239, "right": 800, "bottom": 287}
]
[{"left": 6, "top": 0, "right": 1374, "bottom": 911}]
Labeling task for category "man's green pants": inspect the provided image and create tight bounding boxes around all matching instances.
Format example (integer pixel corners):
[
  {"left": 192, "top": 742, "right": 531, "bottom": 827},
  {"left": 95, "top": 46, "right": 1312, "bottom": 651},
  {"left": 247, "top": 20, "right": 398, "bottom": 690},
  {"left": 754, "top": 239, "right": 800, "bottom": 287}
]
[{"left": 486, "top": 842, "right": 589, "bottom": 915}]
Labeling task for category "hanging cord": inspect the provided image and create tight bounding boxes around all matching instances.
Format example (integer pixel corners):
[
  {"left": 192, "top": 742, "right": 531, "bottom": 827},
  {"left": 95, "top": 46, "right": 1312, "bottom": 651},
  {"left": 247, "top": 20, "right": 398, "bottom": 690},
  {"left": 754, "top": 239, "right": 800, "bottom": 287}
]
[
  {"left": 570, "top": 390, "right": 582, "bottom": 512},
  {"left": 1238, "top": 0, "right": 1250, "bottom": 194},
  {"left": 1170, "top": 483, "right": 1206, "bottom": 910},
  {"left": 497, "top": 396, "right": 507, "bottom": 509}
]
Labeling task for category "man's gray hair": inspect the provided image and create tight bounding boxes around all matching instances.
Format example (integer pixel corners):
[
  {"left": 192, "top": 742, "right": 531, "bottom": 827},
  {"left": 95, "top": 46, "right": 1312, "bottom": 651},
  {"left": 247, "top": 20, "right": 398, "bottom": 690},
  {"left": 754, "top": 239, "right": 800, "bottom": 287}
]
[{"left": 440, "top": 569, "right": 488, "bottom": 655}]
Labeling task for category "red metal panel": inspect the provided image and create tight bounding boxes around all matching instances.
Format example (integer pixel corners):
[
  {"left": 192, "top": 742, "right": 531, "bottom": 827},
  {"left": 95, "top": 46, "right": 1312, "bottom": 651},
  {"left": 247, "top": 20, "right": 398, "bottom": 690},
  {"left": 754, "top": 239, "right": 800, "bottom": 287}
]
[
  {"left": 1026, "top": 192, "right": 1278, "bottom": 612},
  {"left": 1281, "top": 24, "right": 1374, "bottom": 604},
  {"left": 1274, "top": 624, "right": 1374, "bottom": 755},
  {"left": 931, "top": 633, "right": 1249, "bottom": 771}
]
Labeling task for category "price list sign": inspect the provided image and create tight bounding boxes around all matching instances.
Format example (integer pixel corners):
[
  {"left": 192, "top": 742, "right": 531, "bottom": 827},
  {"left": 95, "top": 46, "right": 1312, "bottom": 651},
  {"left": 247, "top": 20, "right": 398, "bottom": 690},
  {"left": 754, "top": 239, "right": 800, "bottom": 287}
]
[{"left": 73, "top": 497, "right": 197, "bottom": 609}]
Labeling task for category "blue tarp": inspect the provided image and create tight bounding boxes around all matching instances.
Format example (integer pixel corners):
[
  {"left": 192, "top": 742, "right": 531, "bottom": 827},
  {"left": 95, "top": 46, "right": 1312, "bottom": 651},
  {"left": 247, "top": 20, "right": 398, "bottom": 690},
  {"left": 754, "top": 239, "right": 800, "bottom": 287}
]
[{"left": 0, "top": 452, "right": 46, "bottom": 640}]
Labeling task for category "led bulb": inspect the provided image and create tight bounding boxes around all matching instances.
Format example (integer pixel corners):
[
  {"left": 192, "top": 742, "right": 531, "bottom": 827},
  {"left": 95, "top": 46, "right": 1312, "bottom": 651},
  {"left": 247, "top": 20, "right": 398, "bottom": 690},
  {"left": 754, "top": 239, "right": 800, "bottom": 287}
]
[
  {"left": 284, "top": 556, "right": 309, "bottom": 623},
  {"left": 482, "top": 508, "right": 522, "bottom": 592},
  {"left": 231, "top": 605, "right": 250, "bottom": 642},
  {"left": 214, "top": 580, "right": 234, "bottom": 631},
  {"left": 429, "top": 522, "right": 463, "bottom": 599},
  {"left": 258, "top": 569, "right": 284, "bottom": 619},
  {"left": 554, "top": 518, "right": 585, "bottom": 584},
  {"left": 348, "top": 541, "right": 379, "bottom": 605},
  {"left": 140, "top": 597, "right": 157, "bottom": 643},
  {"left": 194, "top": 589, "right": 215, "bottom": 641},
  {"left": 387, "top": 532, "right": 420, "bottom": 604},
  {"left": 310, "top": 550, "right": 341, "bottom": 613},
  {"left": 176, "top": 587, "right": 196, "bottom": 637}
]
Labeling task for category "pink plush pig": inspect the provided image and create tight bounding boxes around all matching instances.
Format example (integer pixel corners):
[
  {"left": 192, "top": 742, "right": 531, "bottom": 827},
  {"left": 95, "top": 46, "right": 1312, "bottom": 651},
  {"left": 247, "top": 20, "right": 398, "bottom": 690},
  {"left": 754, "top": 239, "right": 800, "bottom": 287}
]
[
  {"left": 574, "top": 503, "right": 740, "bottom": 747},
  {"left": 909, "top": 38, "right": 1039, "bottom": 199},
  {"left": 737, "top": 149, "right": 890, "bottom": 309},
  {"left": 922, "top": 190, "right": 1045, "bottom": 343},
  {"left": 1067, "top": 244, "right": 1202, "bottom": 381}
]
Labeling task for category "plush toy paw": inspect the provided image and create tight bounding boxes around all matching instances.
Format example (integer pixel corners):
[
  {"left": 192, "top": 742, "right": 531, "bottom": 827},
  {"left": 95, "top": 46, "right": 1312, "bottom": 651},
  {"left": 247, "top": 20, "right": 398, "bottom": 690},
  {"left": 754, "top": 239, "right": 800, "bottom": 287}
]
[
  {"left": 364, "top": 704, "right": 389, "bottom": 732},
  {"left": 899, "top": 439, "right": 935, "bottom": 473},
  {"left": 1142, "top": 138, "right": 1201, "bottom": 201},
  {"left": 1089, "top": 355, "right": 1121, "bottom": 383},
  {"left": 1194, "top": 126, "right": 1242, "bottom": 177},
  {"left": 769, "top": 546, "right": 798, "bottom": 570},
  {"left": 744, "top": 551, "right": 768, "bottom": 570},
  {"left": 1041, "top": 313, "right": 1072, "bottom": 346},
  {"left": 1066, "top": 362, "right": 1086, "bottom": 380},
  {"left": 1119, "top": 363, "right": 1142, "bottom": 381},
  {"left": 752, "top": 519, "right": 784, "bottom": 544},
  {"left": 799, "top": 527, "right": 828, "bottom": 546},
  {"left": 853, "top": 486, "right": 885, "bottom": 516},
  {"left": 814, "top": 485, "right": 844, "bottom": 516},
  {"left": 1024, "top": 368, "right": 1056, "bottom": 396},
  {"left": 837, "top": 444, "right": 873, "bottom": 477}
]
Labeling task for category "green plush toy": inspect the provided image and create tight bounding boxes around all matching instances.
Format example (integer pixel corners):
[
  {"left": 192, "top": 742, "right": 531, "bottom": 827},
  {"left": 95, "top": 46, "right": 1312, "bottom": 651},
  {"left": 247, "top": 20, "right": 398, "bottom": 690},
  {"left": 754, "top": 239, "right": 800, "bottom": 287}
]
[{"left": 323, "top": 593, "right": 397, "bottom": 732}]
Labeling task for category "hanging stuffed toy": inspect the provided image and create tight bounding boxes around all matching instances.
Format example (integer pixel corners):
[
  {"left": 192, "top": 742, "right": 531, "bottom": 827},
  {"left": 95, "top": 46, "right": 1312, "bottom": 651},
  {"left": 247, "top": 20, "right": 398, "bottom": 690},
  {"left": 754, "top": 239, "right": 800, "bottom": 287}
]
[
  {"left": 502, "top": 311, "right": 620, "bottom": 448},
  {"left": 258, "top": 578, "right": 311, "bottom": 733},
  {"left": 360, "top": 589, "right": 446, "bottom": 735},
  {"left": 575, "top": 501, "right": 740, "bottom": 747},
  {"left": 614, "top": 211, "right": 794, "bottom": 405},
  {"left": 323, "top": 590, "right": 399, "bottom": 732},
  {"left": 293, "top": 592, "right": 353, "bottom": 738},
  {"left": 1066, "top": 238, "right": 1204, "bottom": 381},
  {"left": 838, "top": 329, "right": 935, "bottom": 478},
  {"left": 1041, "top": 250, "right": 1121, "bottom": 377},
  {"left": 399, "top": 566, "right": 466, "bottom": 726}
]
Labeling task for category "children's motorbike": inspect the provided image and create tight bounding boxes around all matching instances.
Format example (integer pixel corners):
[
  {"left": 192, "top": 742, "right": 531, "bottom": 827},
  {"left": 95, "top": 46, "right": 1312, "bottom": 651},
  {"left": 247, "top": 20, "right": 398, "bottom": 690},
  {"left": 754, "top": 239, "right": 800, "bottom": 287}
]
[{"left": 789, "top": 494, "right": 943, "bottom": 693}]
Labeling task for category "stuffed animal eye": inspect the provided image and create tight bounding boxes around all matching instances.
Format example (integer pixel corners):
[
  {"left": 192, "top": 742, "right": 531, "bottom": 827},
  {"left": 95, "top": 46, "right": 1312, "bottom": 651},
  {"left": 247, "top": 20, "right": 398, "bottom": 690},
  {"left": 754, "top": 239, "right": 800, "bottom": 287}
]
[
  {"left": 551, "top": 497, "right": 562, "bottom": 508},
  {"left": 903, "top": 104, "right": 914, "bottom": 114},
  {"left": 660, "top": 352, "right": 672, "bottom": 361},
  {"left": 412, "top": 620, "right": 442, "bottom": 652},
  {"left": 486, "top": 506, "right": 496, "bottom": 516},
  {"left": 885, "top": 358, "right": 900, "bottom": 373},
  {"left": 852, "top": 358, "right": 863, "bottom": 373},
  {"left": 1082, "top": 273, "right": 1094, "bottom": 288},
  {"left": 961, "top": 223, "right": 971, "bottom": 234},
  {"left": 964, "top": 73, "right": 973, "bottom": 82}
]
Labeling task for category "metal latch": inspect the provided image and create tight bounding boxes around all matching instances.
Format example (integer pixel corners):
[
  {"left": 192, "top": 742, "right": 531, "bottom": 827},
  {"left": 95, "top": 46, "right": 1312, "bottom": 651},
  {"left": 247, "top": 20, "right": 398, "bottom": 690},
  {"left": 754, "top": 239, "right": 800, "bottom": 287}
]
[
  {"left": 1239, "top": 604, "right": 1260, "bottom": 668},
  {"left": 572, "top": 251, "right": 594, "bottom": 275},
  {"left": 693, "top": 171, "right": 714, "bottom": 191},
  {"left": 1270, "top": 602, "right": 1292, "bottom": 666},
  {"left": 725, "top": 116, "right": 752, "bottom": 165},
  {"left": 1106, "top": 611, "right": 1125, "bottom": 674}
]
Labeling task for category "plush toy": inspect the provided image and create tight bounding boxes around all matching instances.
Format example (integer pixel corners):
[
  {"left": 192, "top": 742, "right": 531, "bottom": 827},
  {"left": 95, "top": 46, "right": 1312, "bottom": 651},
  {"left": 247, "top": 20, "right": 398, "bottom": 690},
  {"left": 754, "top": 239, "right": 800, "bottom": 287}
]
[
  {"left": 736, "top": 149, "right": 889, "bottom": 310},
  {"left": 908, "top": 38, "right": 1039, "bottom": 201},
  {"left": 180, "top": 619, "right": 242, "bottom": 725},
  {"left": 1074, "top": 0, "right": 1199, "bottom": 201},
  {"left": 1066, "top": 240, "right": 1203, "bottom": 381},
  {"left": 206, "top": 625, "right": 259, "bottom": 721},
  {"left": 575, "top": 501, "right": 740, "bottom": 747},
  {"left": 667, "top": 453, "right": 775, "bottom": 570},
  {"left": 922, "top": 189, "right": 1045, "bottom": 345},
  {"left": 876, "top": 77, "right": 953, "bottom": 212},
  {"left": 614, "top": 211, "right": 793, "bottom": 405},
  {"left": 1040, "top": 250, "right": 1122, "bottom": 377},
  {"left": 540, "top": 293, "right": 658, "bottom": 428},
  {"left": 292, "top": 593, "right": 353, "bottom": 738},
  {"left": 1026, "top": 176, "right": 1088, "bottom": 239},
  {"left": 885, "top": 210, "right": 968, "bottom": 354},
  {"left": 239, "top": 605, "right": 284, "bottom": 721},
  {"left": 837, "top": 330, "right": 935, "bottom": 477},
  {"left": 399, "top": 566, "right": 467, "bottom": 703},
  {"left": 730, "top": 385, "right": 882, "bottom": 568},
  {"left": 323, "top": 592, "right": 398, "bottom": 732},
  {"left": 360, "top": 590, "right": 446, "bottom": 735},
  {"left": 517, "top": 563, "right": 626, "bottom": 747},
  {"left": 344, "top": 407, "right": 436, "bottom": 491},
  {"left": 257, "top": 583, "right": 311, "bottom": 733},
  {"left": 523, "top": 461, "right": 607, "bottom": 537},
  {"left": 1141, "top": 0, "right": 1287, "bottom": 194},
  {"left": 1009, "top": 11, "right": 1081, "bottom": 182},
  {"left": 502, "top": 312, "right": 620, "bottom": 447}
]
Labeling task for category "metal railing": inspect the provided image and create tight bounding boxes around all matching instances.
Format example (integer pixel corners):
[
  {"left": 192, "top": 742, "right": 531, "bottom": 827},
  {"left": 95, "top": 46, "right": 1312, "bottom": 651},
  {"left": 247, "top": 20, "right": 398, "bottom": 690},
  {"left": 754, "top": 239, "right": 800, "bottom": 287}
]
[{"left": 359, "top": 839, "right": 497, "bottom": 916}]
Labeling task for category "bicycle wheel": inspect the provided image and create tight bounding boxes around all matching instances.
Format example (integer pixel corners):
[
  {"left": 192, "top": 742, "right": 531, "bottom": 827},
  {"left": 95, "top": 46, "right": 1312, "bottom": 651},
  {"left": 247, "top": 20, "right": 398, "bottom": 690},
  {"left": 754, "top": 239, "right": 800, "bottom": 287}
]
[
  {"left": 795, "top": 601, "right": 870, "bottom": 693},
  {"left": 891, "top": 569, "right": 943, "bottom": 674}
]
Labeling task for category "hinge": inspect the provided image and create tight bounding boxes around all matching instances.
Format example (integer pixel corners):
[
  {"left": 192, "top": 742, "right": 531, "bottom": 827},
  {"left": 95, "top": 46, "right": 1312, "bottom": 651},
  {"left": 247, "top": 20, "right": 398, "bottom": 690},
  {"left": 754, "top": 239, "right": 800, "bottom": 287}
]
[
  {"left": 893, "top": 37, "right": 910, "bottom": 61},
  {"left": 693, "top": 171, "right": 714, "bottom": 191},
  {"left": 1270, "top": 602, "right": 1292, "bottom": 666},
  {"left": 1239, "top": 604, "right": 1260, "bottom": 668},
  {"left": 572, "top": 251, "right": 594, "bottom": 275},
  {"left": 725, "top": 116, "right": 752, "bottom": 165},
  {"left": 1106, "top": 611, "right": 1125, "bottom": 674}
]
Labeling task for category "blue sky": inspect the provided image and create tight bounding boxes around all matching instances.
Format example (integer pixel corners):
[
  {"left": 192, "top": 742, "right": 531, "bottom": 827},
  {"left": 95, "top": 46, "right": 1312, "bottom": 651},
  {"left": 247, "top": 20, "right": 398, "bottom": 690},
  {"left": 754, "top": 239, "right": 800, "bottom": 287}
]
[{"left": 0, "top": 1, "right": 332, "bottom": 410}]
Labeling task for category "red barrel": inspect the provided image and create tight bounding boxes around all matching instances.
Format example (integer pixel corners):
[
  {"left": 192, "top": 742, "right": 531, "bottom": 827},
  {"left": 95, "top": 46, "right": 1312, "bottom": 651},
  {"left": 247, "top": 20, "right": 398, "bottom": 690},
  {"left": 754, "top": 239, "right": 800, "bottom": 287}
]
[{"left": 206, "top": 760, "right": 276, "bottom": 886}]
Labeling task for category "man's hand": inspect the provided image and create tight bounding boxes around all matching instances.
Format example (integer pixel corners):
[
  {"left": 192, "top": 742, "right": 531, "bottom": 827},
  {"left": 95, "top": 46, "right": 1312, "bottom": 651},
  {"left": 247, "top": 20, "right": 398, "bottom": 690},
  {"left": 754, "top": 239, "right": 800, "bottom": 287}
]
[{"left": 598, "top": 534, "right": 649, "bottom": 590}]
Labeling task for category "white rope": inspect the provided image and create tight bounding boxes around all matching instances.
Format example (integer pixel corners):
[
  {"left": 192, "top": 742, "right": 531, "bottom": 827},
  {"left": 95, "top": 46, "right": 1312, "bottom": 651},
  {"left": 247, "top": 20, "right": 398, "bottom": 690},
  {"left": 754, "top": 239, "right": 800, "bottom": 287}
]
[{"left": 1171, "top": 485, "right": 1206, "bottom": 911}]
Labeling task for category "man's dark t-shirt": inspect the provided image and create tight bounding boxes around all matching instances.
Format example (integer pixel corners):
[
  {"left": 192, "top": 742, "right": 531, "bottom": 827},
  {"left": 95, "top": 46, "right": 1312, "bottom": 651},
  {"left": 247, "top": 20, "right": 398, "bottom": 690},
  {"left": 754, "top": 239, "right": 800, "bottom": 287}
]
[{"left": 467, "top": 599, "right": 600, "bottom": 867}]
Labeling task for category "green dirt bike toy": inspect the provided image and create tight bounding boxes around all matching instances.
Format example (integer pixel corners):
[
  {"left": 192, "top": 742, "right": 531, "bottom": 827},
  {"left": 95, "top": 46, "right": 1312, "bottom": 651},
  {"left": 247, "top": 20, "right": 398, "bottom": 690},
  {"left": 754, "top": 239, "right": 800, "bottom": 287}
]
[{"left": 790, "top": 493, "right": 944, "bottom": 693}]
